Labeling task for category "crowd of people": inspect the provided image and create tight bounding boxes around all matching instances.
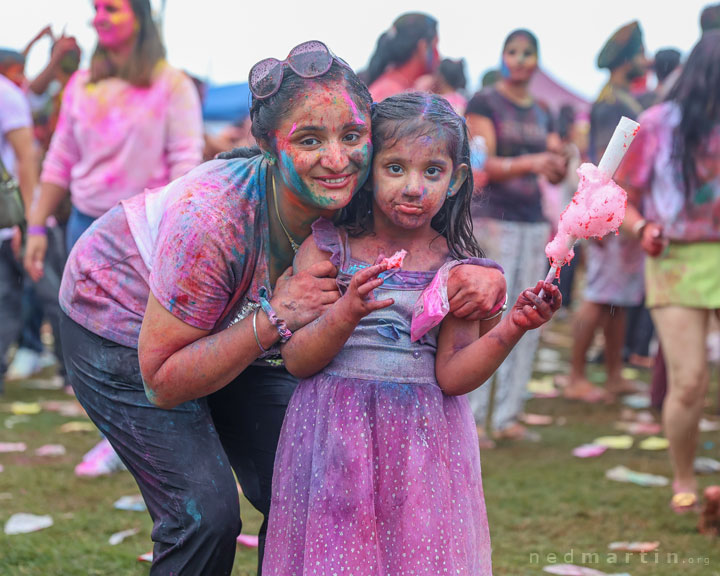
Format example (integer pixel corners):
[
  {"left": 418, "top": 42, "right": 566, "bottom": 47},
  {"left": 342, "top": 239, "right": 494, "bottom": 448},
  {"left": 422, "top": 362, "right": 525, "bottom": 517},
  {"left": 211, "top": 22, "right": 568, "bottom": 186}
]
[{"left": 1, "top": 0, "right": 719, "bottom": 574}]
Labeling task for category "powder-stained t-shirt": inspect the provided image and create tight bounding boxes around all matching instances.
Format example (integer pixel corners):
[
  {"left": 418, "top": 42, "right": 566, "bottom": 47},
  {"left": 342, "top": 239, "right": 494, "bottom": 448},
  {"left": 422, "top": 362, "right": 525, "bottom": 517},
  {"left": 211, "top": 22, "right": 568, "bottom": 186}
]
[
  {"left": 59, "top": 155, "right": 271, "bottom": 348},
  {"left": 465, "top": 86, "right": 553, "bottom": 223},
  {"left": 41, "top": 62, "right": 204, "bottom": 218},
  {"left": 617, "top": 101, "right": 720, "bottom": 242}
]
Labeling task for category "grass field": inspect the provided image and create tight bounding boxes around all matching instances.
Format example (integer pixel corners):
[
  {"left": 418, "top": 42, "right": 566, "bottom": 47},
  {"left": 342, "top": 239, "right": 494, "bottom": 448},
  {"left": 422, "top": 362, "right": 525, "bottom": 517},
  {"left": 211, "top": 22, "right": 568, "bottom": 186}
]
[{"left": 1, "top": 315, "right": 719, "bottom": 575}]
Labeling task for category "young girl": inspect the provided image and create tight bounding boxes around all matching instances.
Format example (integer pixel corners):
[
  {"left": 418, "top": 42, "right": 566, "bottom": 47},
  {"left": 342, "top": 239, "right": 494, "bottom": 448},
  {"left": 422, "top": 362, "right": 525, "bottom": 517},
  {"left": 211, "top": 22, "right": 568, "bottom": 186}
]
[{"left": 263, "top": 92, "right": 561, "bottom": 575}]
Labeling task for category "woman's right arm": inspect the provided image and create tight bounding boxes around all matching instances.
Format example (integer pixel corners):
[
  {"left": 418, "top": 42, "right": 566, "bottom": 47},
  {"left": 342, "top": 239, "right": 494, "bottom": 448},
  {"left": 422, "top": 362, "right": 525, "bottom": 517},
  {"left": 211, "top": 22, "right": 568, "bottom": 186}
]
[
  {"left": 139, "top": 260, "right": 339, "bottom": 409},
  {"left": 25, "top": 74, "right": 81, "bottom": 280}
]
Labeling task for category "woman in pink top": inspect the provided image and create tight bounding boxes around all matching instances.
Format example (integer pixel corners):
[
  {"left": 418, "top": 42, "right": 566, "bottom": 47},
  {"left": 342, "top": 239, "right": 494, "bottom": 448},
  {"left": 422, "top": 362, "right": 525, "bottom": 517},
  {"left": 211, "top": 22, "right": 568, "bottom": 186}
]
[
  {"left": 365, "top": 13, "right": 440, "bottom": 102},
  {"left": 618, "top": 31, "right": 720, "bottom": 515},
  {"left": 25, "top": 0, "right": 203, "bottom": 276}
]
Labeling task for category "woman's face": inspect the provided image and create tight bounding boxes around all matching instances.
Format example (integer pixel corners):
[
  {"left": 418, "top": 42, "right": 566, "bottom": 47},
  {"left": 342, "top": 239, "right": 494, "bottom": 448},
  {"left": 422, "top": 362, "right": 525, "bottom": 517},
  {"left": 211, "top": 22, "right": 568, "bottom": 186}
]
[
  {"left": 93, "top": 0, "right": 137, "bottom": 50},
  {"left": 501, "top": 35, "right": 538, "bottom": 83},
  {"left": 270, "top": 82, "right": 372, "bottom": 214}
]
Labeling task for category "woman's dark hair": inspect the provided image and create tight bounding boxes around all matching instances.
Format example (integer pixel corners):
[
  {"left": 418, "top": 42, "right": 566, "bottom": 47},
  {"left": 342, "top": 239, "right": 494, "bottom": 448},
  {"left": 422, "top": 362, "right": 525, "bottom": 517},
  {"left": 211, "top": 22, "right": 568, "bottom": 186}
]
[
  {"left": 503, "top": 28, "right": 539, "bottom": 58},
  {"left": 365, "top": 13, "right": 438, "bottom": 86},
  {"left": 90, "top": 0, "right": 165, "bottom": 86},
  {"left": 219, "top": 60, "right": 372, "bottom": 160},
  {"left": 666, "top": 30, "right": 720, "bottom": 200},
  {"left": 438, "top": 58, "right": 466, "bottom": 90},
  {"left": 342, "top": 92, "right": 482, "bottom": 259}
]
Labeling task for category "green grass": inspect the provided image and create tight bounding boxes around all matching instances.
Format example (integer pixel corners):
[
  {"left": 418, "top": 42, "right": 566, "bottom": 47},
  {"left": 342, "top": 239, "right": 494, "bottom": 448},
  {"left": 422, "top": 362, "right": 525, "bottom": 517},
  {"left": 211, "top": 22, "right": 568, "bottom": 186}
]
[{"left": 1, "top": 317, "right": 719, "bottom": 575}]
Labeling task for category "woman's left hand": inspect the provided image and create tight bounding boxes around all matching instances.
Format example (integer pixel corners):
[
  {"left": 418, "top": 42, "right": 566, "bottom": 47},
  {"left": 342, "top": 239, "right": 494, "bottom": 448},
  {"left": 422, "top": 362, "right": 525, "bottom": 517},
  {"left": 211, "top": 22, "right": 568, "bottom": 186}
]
[
  {"left": 447, "top": 265, "right": 506, "bottom": 321},
  {"left": 510, "top": 281, "right": 561, "bottom": 330}
]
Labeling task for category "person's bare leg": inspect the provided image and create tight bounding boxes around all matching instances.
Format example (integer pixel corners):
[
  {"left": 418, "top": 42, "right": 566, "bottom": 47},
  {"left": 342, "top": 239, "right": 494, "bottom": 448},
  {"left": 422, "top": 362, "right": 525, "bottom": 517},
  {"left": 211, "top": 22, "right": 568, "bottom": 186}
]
[
  {"left": 603, "top": 306, "right": 633, "bottom": 402},
  {"left": 564, "top": 301, "right": 605, "bottom": 401},
  {"left": 652, "top": 306, "right": 710, "bottom": 497}
]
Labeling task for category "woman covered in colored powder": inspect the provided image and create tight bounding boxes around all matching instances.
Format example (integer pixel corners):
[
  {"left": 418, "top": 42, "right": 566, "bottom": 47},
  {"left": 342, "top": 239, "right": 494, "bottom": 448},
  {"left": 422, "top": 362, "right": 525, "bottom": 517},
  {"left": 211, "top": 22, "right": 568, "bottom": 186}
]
[
  {"left": 52, "top": 41, "right": 505, "bottom": 575},
  {"left": 25, "top": 0, "right": 203, "bottom": 262},
  {"left": 464, "top": 29, "right": 567, "bottom": 446},
  {"left": 617, "top": 30, "right": 720, "bottom": 514},
  {"left": 263, "top": 92, "right": 561, "bottom": 575},
  {"left": 24, "top": 0, "right": 203, "bottom": 478}
]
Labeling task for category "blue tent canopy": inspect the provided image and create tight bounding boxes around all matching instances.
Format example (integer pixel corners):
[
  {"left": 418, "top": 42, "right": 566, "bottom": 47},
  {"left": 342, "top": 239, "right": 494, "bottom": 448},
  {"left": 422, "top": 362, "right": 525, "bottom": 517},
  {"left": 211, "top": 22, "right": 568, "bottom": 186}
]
[{"left": 202, "top": 82, "right": 251, "bottom": 123}]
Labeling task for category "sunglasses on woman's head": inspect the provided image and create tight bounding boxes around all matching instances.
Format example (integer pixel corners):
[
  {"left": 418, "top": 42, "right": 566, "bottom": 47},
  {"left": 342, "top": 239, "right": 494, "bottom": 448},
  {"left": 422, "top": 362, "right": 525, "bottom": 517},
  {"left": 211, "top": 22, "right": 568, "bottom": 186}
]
[{"left": 248, "top": 40, "right": 352, "bottom": 100}]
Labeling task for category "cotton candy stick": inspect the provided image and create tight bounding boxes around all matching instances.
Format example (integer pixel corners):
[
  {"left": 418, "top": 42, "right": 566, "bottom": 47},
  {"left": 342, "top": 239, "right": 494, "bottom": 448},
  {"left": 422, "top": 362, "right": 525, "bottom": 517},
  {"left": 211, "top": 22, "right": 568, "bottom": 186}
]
[{"left": 541, "top": 116, "right": 640, "bottom": 290}]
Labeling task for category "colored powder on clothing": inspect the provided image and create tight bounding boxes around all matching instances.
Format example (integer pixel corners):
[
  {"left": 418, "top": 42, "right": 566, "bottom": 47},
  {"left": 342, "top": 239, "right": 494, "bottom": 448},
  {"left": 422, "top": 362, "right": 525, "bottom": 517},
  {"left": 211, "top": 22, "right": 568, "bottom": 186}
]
[{"left": 545, "top": 163, "right": 627, "bottom": 267}]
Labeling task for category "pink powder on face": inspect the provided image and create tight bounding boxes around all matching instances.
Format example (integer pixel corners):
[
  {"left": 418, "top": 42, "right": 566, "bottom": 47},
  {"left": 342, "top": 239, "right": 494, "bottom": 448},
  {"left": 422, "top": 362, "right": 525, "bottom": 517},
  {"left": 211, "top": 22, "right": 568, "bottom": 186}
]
[{"left": 545, "top": 163, "right": 628, "bottom": 267}]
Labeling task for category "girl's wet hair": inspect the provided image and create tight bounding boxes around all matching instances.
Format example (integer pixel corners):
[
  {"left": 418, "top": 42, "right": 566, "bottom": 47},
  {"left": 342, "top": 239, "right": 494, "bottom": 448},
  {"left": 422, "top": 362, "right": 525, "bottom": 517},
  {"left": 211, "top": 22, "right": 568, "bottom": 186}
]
[
  {"left": 90, "top": 0, "right": 165, "bottom": 86},
  {"left": 342, "top": 92, "right": 483, "bottom": 260},
  {"left": 503, "top": 28, "right": 539, "bottom": 57},
  {"left": 219, "top": 61, "right": 372, "bottom": 160},
  {"left": 365, "top": 13, "right": 438, "bottom": 87},
  {"left": 666, "top": 30, "right": 720, "bottom": 200}
]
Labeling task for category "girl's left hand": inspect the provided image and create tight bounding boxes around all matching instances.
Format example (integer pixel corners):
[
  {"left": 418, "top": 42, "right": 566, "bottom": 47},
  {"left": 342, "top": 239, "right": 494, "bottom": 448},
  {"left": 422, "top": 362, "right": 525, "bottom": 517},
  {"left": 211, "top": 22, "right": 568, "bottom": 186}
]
[{"left": 510, "top": 281, "right": 561, "bottom": 330}]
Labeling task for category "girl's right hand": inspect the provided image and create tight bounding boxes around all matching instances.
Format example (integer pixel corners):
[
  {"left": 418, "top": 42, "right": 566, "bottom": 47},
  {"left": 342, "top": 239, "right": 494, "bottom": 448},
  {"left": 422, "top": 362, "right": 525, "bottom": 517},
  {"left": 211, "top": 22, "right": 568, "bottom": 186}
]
[
  {"left": 269, "top": 261, "right": 340, "bottom": 331},
  {"left": 509, "top": 281, "right": 561, "bottom": 331},
  {"left": 338, "top": 264, "right": 394, "bottom": 324}
]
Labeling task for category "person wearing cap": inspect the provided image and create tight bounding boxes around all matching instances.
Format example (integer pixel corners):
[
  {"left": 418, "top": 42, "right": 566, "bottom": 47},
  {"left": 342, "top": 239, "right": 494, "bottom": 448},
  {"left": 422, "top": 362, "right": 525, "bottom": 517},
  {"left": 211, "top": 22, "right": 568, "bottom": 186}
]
[{"left": 563, "top": 21, "right": 648, "bottom": 404}]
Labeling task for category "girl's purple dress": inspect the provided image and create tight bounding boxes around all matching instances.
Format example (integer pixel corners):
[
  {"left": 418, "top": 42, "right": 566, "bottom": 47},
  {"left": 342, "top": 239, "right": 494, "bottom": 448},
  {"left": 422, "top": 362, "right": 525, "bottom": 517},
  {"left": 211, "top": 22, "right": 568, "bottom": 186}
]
[{"left": 263, "top": 219, "right": 492, "bottom": 575}]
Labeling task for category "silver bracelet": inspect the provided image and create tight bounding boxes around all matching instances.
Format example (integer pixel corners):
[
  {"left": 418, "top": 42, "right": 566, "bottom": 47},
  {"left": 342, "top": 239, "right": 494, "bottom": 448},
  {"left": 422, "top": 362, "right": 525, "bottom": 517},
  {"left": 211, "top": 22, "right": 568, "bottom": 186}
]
[
  {"left": 252, "top": 309, "right": 268, "bottom": 353},
  {"left": 480, "top": 291, "right": 509, "bottom": 321}
]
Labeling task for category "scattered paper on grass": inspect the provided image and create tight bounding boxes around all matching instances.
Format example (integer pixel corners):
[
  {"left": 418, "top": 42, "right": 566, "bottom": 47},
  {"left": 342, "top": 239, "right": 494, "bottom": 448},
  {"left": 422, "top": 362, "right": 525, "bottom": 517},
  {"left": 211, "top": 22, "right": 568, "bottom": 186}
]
[
  {"left": 41, "top": 401, "right": 86, "bottom": 418},
  {"left": 622, "top": 394, "right": 651, "bottom": 410},
  {"left": 621, "top": 367, "right": 641, "bottom": 380},
  {"left": 638, "top": 437, "right": 669, "bottom": 451},
  {"left": 59, "top": 421, "right": 96, "bottom": 433},
  {"left": 700, "top": 418, "right": 720, "bottom": 432},
  {"left": 21, "top": 378, "right": 64, "bottom": 390},
  {"left": 573, "top": 444, "right": 608, "bottom": 458},
  {"left": 520, "top": 413, "right": 554, "bottom": 426},
  {"left": 542, "top": 564, "right": 609, "bottom": 575},
  {"left": 109, "top": 528, "right": 140, "bottom": 545},
  {"left": 609, "top": 541, "right": 660, "bottom": 553},
  {"left": 614, "top": 421, "right": 662, "bottom": 435},
  {"left": 606, "top": 465, "right": 669, "bottom": 487},
  {"left": 138, "top": 551, "right": 153, "bottom": 562},
  {"left": 528, "top": 376, "right": 560, "bottom": 398},
  {"left": 0, "top": 442, "right": 26, "bottom": 453},
  {"left": 35, "top": 444, "right": 66, "bottom": 457},
  {"left": 114, "top": 495, "right": 146, "bottom": 512},
  {"left": 237, "top": 533, "right": 259, "bottom": 548},
  {"left": 5, "top": 415, "right": 30, "bottom": 429},
  {"left": 0, "top": 492, "right": 11, "bottom": 499},
  {"left": 593, "top": 435, "right": 634, "bottom": 450},
  {"left": 10, "top": 402, "right": 41, "bottom": 415},
  {"left": 695, "top": 457, "right": 720, "bottom": 475},
  {"left": 4, "top": 513, "right": 53, "bottom": 535}
]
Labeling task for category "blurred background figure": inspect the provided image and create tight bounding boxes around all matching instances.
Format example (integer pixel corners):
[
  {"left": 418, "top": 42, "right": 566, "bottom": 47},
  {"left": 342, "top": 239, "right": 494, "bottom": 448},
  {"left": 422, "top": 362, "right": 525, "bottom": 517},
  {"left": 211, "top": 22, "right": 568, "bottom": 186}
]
[
  {"left": 464, "top": 29, "right": 567, "bottom": 445},
  {"left": 24, "top": 0, "right": 204, "bottom": 478},
  {"left": 364, "top": 12, "right": 439, "bottom": 101},
  {"left": 0, "top": 49, "right": 38, "bottom": 396},
  {"left": 563, "top": 20, "right": 648, "bottom": 404},
  {"left": 618, "top": 29, "right": 720, "bottom": 514},
  {"left": 415, "top": 57, "right": 469, "bottom": 114},
  {"left": 638, "top": 47, "right": 682, "bottom": 108}
]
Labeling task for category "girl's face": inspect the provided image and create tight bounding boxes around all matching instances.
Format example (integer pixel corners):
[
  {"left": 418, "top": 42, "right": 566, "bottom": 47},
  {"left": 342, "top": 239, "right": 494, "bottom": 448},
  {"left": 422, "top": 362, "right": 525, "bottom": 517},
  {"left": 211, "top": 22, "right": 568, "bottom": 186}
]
[
  {"left": 501, "top": 35, "right": 538, "bottom": 83},
  {"left": 270, "top": 82, "right": 372, "bottom": 214},
  {"left": 93, "top": 0, "right": 137, "bottom": 50},
  {"left": 371, "top": 130, "right": 466, "bottom": 232}
]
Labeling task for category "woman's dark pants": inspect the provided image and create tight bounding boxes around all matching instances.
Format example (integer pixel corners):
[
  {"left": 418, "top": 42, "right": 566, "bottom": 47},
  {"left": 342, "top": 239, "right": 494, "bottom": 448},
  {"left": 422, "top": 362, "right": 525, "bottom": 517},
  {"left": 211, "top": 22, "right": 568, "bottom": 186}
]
[{"left": 61, "top": 313, "right": 296, "bottom": 576}]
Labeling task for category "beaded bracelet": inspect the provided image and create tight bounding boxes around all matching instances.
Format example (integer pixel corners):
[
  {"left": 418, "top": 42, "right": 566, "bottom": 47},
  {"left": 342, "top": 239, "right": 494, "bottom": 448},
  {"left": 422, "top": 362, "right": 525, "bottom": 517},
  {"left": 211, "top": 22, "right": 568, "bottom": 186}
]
[{"left": 258, "top": 287, "right": 292, "bottom": 343}]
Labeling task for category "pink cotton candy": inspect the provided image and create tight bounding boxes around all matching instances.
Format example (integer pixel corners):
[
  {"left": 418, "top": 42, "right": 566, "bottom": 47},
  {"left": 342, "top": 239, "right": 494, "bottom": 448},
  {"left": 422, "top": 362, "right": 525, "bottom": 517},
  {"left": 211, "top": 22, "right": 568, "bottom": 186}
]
[
  {"left": 381, "top": 249, "right": 407, "bottom": 269},
  {"left": 545, "top": 163, "right": 628, "bottom": 267}
]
